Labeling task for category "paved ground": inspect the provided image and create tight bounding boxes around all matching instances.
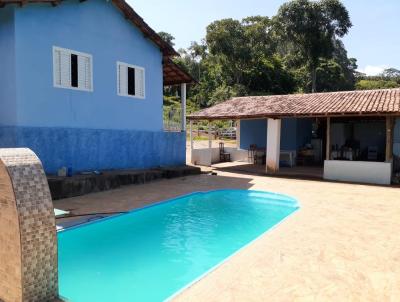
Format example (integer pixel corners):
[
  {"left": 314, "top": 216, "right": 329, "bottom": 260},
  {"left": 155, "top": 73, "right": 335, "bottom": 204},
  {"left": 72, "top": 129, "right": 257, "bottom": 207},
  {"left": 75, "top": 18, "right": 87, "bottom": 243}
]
[{"left": 54, "top": 169, "right": 400, "bottom": 302}]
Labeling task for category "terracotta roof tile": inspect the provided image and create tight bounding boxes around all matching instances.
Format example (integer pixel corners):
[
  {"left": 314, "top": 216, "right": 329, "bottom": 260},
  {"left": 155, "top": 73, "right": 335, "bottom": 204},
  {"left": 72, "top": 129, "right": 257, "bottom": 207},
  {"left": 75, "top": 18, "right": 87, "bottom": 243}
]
[{"left": 189, "top": 88, "right": 400, "bottom": 120}]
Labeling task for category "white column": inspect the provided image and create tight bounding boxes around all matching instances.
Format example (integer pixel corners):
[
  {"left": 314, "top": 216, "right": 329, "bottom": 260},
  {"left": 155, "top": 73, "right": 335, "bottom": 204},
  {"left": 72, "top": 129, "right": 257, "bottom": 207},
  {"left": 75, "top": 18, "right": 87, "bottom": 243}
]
[
  {"left": 266, "top": 118, "right": 281, "bottom": 173},
  {"left": 180, "top": 83, "right": 187, "bottom": 131}
]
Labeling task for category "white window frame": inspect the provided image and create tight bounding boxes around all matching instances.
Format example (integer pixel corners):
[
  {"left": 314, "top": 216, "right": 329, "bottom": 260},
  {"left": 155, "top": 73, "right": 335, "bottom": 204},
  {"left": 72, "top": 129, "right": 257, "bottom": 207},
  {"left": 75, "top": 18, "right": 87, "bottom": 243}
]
[
  {"left": 53, "top": 46, "right": 93, "bottom": 92},
  {"left": 116, "top": 61, "right": 146, "bottom": 99}
]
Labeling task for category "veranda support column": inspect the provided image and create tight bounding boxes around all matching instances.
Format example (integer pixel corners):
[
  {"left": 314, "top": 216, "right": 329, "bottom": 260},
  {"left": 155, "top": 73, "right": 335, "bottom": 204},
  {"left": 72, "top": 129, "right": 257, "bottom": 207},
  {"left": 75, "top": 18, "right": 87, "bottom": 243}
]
[
  {"left": 181, "top": 83, "right": 187, "bottom": 131},
  {"left": 386, "top": 116, "right": 394, "bottom": 162},
  {"left": 326, "top": 117, "right": 331, "bottom": 160},
  {"left": 266, "top": 118, "right": 281, "bottom": 173}
]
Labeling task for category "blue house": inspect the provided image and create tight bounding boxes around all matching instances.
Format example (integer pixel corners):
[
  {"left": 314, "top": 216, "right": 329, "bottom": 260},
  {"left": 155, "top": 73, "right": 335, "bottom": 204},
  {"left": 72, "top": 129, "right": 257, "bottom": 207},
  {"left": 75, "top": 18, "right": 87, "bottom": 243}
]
[{"left": 0, "top": 0, "right": 193, "bottom": 174}]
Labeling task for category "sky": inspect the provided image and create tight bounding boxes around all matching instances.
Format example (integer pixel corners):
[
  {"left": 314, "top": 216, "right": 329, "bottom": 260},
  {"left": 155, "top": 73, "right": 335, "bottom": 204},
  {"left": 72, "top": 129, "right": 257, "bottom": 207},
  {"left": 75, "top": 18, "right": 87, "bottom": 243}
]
[{"left": 128, "top": 0, "right": 400, "bottom": 76}]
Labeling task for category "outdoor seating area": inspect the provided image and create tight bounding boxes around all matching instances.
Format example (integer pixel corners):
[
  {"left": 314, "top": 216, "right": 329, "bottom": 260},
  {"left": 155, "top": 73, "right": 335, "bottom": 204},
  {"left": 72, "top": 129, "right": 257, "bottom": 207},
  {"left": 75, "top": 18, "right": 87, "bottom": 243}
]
[{"left": 188, "top": 89, "right": 400, "bottom": 185}]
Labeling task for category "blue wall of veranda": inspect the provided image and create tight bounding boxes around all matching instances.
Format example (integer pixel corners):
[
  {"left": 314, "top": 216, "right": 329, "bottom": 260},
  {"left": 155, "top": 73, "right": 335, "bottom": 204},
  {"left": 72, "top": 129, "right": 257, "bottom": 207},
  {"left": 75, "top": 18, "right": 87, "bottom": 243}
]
[
  {"left": 0, "top": 1, "right": 185, "bottom": 173},
  {"left": 239, "top": 118, "right": 313, "bottom": 151}
]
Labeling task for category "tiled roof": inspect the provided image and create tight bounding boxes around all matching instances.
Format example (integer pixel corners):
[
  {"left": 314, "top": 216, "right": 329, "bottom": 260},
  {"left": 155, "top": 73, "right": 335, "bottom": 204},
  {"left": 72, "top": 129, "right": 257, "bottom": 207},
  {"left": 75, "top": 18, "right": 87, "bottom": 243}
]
[
  {"left": 188, "top": 88, "right": 400, "bottom": 120},
  {"left": 163, "top": 58, "right": 196, "bottom": 86}
]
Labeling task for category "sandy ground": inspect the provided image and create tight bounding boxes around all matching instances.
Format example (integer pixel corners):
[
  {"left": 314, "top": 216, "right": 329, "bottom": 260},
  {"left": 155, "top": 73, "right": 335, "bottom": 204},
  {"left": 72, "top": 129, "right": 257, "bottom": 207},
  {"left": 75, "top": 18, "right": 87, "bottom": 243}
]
[{"left": 54, "top": 169, "right": 400, "bottom": 302}]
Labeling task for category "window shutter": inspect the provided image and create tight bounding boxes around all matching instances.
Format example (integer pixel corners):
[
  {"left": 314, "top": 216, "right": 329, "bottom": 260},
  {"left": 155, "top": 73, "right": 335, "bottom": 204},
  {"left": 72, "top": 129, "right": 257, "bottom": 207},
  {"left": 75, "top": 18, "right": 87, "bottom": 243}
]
[
  {"left": 118, "top": 63, "right": 128, "bottom": 96},
  {"left": 59, "top": 50, "right": 71, "bottom": 88},
  {"left": 78, "top": 55, "right": 91, "bottom": 90},
  {"left": 135, "top": 68, "right": 145, "bottom": 98},
  {"left": 53, "top": 48, "right": 62, "bottom": 86}
]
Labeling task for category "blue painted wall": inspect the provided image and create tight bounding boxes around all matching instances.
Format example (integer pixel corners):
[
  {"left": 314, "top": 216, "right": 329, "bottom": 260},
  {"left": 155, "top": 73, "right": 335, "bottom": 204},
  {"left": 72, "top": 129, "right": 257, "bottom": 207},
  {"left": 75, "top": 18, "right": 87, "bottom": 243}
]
[
  {"left": 0, "top": 1, "right": 186, "bottom": 173},
  {"left": 0, "top": 7, "right": 17, "bottom": 126},
  {"left": 239, "top": 118, "right": 313, "bottom": 150},
  {"left": 0, "top": 126, "right": 185, "bottom": 174},
  {"left": 239, "top": 119, "right": 267, "bottom": 150},
  {"left": 296, "top": 118, "right": 313, "bottom": 149},
  {"left": 11, "top": 0, "right": 163, "bottom": 130}
]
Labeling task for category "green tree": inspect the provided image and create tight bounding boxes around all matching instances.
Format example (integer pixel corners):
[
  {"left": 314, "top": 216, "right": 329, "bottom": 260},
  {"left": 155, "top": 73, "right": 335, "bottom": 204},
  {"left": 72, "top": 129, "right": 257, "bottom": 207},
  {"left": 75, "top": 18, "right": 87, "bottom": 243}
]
[
  {"left": 158, "top": 31, "right": 175, "bottom": 47},
  {"left": 356, "top": 79, "right": 400, "bottom": 90},
  {"left": 205, "top": 16, "right": 295, "bottom": 96},
  {"left": 380, "top": 68, "right": 400, "bottom": 78},
  {"left": 274, "top": 0, "right": 352, "bottom": 92}
]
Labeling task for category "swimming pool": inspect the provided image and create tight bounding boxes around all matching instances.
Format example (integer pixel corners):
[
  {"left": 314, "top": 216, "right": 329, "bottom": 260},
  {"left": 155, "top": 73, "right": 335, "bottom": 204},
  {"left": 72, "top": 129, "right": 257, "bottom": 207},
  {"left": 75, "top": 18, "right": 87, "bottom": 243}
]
[{"left": 58, "top": 190, "right": 299, "bottom": 302}]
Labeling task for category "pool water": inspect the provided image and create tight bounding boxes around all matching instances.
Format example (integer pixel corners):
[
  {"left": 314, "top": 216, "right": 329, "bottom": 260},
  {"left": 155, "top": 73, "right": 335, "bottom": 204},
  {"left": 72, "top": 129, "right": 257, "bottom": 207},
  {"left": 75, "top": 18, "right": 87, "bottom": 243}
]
[{"left": 58, "top": 190, "right": 298, "bottom": 302}]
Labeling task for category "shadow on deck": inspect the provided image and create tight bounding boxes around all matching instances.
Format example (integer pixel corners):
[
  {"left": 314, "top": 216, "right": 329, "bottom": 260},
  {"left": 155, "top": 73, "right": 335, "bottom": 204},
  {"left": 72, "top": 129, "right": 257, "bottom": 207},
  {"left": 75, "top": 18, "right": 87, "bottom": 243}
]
[{"left": 212, "top": 161, "right": 324, "bottom": 180}]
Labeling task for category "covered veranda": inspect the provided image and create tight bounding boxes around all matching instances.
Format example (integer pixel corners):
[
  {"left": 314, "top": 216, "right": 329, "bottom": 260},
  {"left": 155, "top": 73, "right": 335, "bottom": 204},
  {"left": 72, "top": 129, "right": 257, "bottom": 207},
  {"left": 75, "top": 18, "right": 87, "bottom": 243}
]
[{"left": 188, "top": 88, "right": 400, "bottom": 185}]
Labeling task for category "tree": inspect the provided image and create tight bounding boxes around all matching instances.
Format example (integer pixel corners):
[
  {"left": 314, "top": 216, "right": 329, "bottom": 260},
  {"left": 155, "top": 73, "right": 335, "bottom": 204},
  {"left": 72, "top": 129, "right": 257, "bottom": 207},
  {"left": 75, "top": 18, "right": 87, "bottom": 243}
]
[
  {"left": 158, "top": 31, "right": 175, "bottom": 47},
  {"left": 380, "top": 68, "right": 400, "bottom": 78},
  {"left": 205, "top": 17, "right": 296, "bottom": 96},
  {"left": 354, "top": 67, "right": 400, "bottom": 90},
  {"left": 274, "top": 0, "right": 352, "bottom": 92},
  {"left": 356, "top": 79, "right": 400, "bottom": 90}
]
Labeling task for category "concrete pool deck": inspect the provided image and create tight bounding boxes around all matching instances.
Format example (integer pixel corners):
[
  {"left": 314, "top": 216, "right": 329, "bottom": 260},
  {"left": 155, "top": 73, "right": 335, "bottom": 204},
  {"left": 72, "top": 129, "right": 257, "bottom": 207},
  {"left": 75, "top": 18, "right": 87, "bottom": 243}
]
[{"left": 54, "top": 169, "right": 400, "bottom": 301}]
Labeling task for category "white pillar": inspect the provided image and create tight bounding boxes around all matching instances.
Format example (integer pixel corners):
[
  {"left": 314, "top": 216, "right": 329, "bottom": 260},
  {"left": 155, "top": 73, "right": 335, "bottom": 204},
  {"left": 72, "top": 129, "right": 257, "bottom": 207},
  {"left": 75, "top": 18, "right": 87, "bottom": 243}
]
[
  {"left": 180, "top": 83, "right": 187, "bottom": 131},
  {"left": 266, "top": 118, "right": 281, "bottom": 173}
]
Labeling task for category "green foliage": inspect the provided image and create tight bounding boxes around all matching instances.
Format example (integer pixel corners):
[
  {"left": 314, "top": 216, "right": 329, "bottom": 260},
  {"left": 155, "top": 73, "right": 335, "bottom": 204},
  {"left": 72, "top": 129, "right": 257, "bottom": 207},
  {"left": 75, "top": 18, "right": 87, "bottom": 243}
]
[
  {"left": 164, "top": 0, "right": 360, "bottom": 112},
  {"left": 356, "top": 80, "right": 400, "bottom": 90},
  {"left": 355, "top": 68, "right": 400, "bottom": 90},
  {"left": 158, "top": 31, "right": 175, "bottom": 47},
  {"left": 380, "top": 68, "right": 400, "bottom": 78},
  {"left": 273, "top": 0, "right": 352, "bottom": 92}
]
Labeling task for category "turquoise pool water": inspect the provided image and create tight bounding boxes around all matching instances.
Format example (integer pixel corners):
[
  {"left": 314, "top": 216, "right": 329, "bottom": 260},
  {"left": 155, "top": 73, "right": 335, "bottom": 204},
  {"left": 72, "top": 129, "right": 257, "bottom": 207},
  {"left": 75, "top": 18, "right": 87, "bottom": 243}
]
[{"left": 58, "top": 190, "right": 298, "bottom": 302}]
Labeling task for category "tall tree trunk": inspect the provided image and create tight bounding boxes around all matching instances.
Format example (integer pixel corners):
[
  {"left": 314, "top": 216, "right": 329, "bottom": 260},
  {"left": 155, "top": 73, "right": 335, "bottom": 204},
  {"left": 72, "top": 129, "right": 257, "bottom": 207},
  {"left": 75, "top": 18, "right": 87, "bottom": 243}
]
[{"left": 311, "top": 67, "right": 317, "bottom": 93}]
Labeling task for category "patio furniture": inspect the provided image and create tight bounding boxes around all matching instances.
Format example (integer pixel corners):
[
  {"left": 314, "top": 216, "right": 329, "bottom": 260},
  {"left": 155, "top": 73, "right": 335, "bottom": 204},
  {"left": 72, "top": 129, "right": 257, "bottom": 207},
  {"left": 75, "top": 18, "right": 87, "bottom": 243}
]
[
  {"left": 219, "top": 142, "right": 231, "bottom": 162},
  {"left": 248, "top": 144, "right": 257, "bottom": 163},
  {"left": 297, "top": 149, "right": 314, "bottom": 166},
  {"left": 254, "top": 149, "right": 266, "bottom": 165},
  {"left": 280, "top": 150, "right": 296, "bottom": 167}
]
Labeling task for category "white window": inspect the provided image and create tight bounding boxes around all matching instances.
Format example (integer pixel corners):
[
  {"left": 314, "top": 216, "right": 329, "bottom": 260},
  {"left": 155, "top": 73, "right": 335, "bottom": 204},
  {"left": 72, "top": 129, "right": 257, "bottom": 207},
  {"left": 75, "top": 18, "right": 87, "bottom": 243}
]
[
  {"left": 117, "top": 61, "right": 145, "bottom": 99},
  {"left": 53, "top": 46, "right": 93, "bottom": 92}
]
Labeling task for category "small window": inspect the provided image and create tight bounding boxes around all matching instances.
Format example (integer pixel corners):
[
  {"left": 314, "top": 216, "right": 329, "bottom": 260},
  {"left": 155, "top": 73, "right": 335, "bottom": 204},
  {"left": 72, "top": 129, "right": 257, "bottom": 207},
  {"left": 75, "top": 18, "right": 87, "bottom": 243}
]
[
  {"left": 117, "top": 61, "right": 145, "bottom": 99},
  {"left": 53, "top": 46, "right": 93, "bottom": 91}
]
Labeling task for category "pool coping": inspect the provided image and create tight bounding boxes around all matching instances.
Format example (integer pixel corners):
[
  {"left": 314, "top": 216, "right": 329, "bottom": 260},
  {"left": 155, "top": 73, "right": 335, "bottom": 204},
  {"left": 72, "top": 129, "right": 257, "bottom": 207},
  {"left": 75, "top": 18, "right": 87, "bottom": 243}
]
[{"left": 56, "top": 189, "right": 300, "bottom": 301}]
